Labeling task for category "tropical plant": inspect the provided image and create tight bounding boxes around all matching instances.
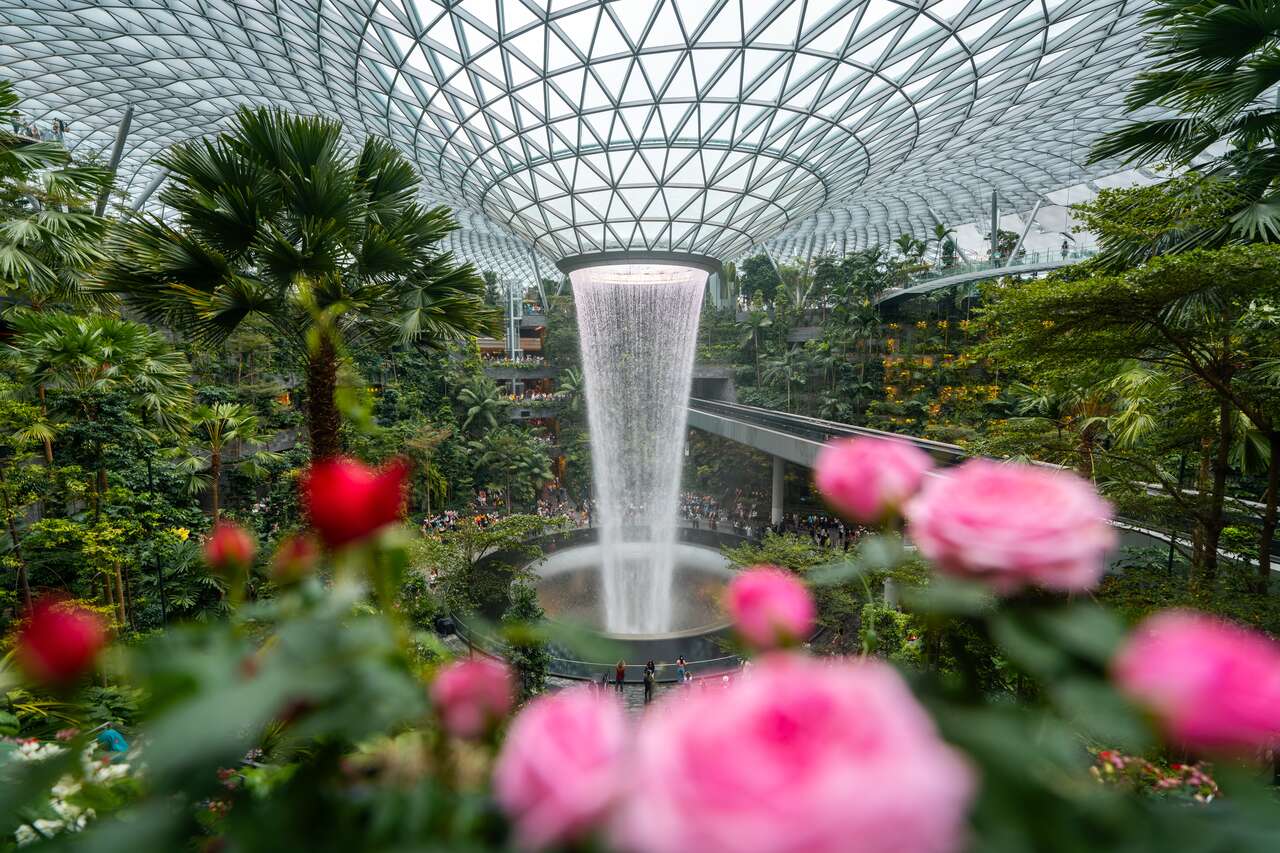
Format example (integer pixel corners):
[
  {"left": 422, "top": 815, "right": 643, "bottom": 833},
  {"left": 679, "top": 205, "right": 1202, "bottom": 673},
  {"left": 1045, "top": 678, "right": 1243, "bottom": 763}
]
[
  {"left": 174, "top": 402, "right": 280, "bottom": 519},
  {"left": 0, "top": 81, "right": 111, "bottom": 309},
  {"left": 761, "top": 348, "right": 808, "bottom": 411},
  {"left": 469, "top": 427, "right": 553, "bottom": 513},
  {"left": 99, "top": 107, "right": 499, "bottom": 460},
  {"left": 557, "top": 367, "right": 585, "bottom": 416},
  {"left": 403, "top": 421, "right": 451, "bottom": 516},
  {"left": 932, "top": 223, "right": 958, "bottom": 267},
  {"left": 457, "top": 376, "right": 506, "bottom": 434},
  {"left": 981, "top": 243, "right": 1280, "bottom": 587},
  {"left": 1089, "top": 1, "right": 1280, "bottom": 248},
  {"left": 5, "top": 310, "right": 191, "bottom": 497},
  {"left": 739, "top": 303, "right": 772, "bottom": 384}
]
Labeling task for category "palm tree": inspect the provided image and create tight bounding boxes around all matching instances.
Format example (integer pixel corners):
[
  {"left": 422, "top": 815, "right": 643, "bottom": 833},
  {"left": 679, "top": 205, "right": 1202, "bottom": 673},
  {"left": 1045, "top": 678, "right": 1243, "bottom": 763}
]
[
  {"left": 403, "top": 421, "right": 452, "bottom": 515},
  {"left": 470, "top": 427, "right": 552, "bottom": 513},
  {"left": 931, "top": 223, "right": 958, "bottom": 268},
  {"left": 1089, "top": 1, "right": 1280, "bottom": 248},
  {"left": 176, "top": 402, "right": 279, "bottom": 519},
  {"left": 0, "top": 81, "right": 112, "bottom": 309},
  {"left": 761, "top": 349, "right": 807, "bottom": 412},
  {"left": 557, "top": 367, "right": 585, "bottom": 415},
  {"left": 99, "top": 107, "right": 499, "bottom": 460},
  {"left": 457, "top": 377, "right": 505, "bottom": 434},
  {"left": 7, "top": 309, "right": 191, "bottom": 434},
  {"left": 740, "top": 304, "right": 773, "bottom": 384}
]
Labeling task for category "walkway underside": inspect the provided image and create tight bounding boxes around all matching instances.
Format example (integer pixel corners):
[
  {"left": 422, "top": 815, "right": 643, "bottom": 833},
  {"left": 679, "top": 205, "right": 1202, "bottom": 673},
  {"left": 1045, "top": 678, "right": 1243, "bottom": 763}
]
[{"left": 687, "top": 398, "right": 1280, "bottom": 571}]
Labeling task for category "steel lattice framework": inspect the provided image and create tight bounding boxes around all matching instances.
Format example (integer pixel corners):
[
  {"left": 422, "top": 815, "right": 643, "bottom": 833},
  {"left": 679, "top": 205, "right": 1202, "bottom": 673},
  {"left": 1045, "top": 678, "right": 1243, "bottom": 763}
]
[{"left": 1, "top": 0, "right": 1160, "bottom": 277}]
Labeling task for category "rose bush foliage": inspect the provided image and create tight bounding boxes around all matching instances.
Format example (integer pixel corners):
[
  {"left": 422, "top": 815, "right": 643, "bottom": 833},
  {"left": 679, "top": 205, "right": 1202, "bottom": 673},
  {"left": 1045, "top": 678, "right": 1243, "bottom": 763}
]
[{"left": 3, "top": 442, "right": 1280, "bottom": 853}]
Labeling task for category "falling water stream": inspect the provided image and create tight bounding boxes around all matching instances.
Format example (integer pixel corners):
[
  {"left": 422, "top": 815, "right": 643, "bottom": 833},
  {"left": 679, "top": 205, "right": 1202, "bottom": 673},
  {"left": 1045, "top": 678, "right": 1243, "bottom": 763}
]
[{"left": 571, "top": 264, "right": 706, "bottom": 634}]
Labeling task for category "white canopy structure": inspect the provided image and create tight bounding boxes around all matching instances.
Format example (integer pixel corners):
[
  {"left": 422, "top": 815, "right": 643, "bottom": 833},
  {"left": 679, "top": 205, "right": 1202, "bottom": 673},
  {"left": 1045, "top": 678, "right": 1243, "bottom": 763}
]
[{"left": 1, "top": 0, "right": 1163, "bottom": 275}]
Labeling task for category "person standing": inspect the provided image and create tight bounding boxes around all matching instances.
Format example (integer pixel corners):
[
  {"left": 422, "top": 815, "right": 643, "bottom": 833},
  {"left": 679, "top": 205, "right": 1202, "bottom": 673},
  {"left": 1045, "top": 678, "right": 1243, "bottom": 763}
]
[
  {"left": 643, "top": 667, "right": 655, "bottom": 705},
  {"left": 615, "top": 660, "right": 626, "bottom": 693},
  {"left": 675, "top": 655, "right": 687, "bottom": 683}
]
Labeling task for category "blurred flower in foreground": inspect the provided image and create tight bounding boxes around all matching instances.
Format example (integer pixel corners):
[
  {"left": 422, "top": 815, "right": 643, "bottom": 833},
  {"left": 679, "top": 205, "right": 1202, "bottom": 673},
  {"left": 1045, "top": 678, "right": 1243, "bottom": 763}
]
[
  {"left": 904, "top": 459, "right": 1115, "bottom": 593},
  {"left": 1113, "top": 610, "right": 1280, "bottom": 755},
  {"left": 493, "top": 688, "right": 627, "bottom": 851},
  {"left": 612, "top": 655, "right": 975, "bottom": 853},
  {"left": 301, "top": 457, "right": 408, "bottom": 548},
  {"left": 16, "top": 598, "right": 107, "bottom": 686},
  {"left": 815, "top": 437, "right": 932, "bottom": 524},
  {"left": 431, "top": 657, "right": 515, "bottom": 740},
  {"left": 726, "top": 566, "right": 815, "bottom": 651},
  {"left": 204, "top": 521, "right": 257, "bottom": 580},
  {"left": 271, "top": 532, "right": 320, "bottom": 585}
]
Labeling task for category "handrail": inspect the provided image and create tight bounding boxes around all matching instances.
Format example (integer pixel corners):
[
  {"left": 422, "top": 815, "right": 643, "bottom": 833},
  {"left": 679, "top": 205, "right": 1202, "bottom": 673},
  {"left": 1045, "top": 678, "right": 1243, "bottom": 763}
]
[
  {"left": 876, "top": 249, "right": 1098, "bottom": 304},
  {"left": 687, "top": 398, "right": 1278, "bottom": 562}
]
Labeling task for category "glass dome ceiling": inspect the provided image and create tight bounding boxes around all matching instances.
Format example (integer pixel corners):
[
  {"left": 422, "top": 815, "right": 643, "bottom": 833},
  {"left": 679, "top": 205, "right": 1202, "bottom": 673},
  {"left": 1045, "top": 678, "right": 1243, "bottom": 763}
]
[{"left": 1, "top": 0, "right": 1160, "bottom": 277}]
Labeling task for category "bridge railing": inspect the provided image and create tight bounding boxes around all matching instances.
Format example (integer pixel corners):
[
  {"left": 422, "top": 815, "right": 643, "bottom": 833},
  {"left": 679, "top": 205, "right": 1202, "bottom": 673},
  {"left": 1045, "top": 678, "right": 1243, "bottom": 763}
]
[
  {"left": 876, "top": 248, "right": 1100, "bottom": 303},
  {"left": 687, "top": 398, "right": 1279, "bottom": 562}
]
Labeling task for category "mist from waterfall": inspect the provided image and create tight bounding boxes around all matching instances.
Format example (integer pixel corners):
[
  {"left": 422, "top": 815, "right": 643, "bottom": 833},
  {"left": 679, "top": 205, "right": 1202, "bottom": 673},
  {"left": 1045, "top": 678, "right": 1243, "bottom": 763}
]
[{"left": 571, "top": 264, "right": 706, "bottom": 634}]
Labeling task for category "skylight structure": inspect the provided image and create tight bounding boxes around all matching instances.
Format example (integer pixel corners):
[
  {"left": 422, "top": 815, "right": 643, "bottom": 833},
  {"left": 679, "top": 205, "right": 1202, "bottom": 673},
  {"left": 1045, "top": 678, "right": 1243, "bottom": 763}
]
[{"left": 1, "top": 0, "right": 1159, "bottom": 274}]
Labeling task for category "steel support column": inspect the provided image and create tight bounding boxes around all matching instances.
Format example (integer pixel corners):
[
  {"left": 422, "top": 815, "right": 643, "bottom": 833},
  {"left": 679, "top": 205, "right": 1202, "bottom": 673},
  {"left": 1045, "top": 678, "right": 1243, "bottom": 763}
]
[
  {"left": 129, "top": 167, "right": 167, "bottom": 212},
  {"left": 1006, "top": 198, "right": 1043, "bottom": 267},
  {"left": 94, "top": 105, "right": 134, "bottom": 217},
  {"left": 529, "top": 249, "right": 550, "bottom": 313},
  {"left": 771, "top": 455, "right": 785, "bottom": 526},
  {"left": 989, "top": 189, "right": 999, "bottom": 263}
]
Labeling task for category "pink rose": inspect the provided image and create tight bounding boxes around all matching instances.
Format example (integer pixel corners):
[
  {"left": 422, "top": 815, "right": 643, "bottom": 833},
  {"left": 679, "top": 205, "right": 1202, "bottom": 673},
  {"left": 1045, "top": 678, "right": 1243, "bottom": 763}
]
[
  {"left": 613, "top": 655, "right": 974, "bottom": 853},
  {"left": 493, "top": 688, "right": 627, "bottom": 850},
  {"left": 430, "top": 657, "right": 514, "bottom": 739},
  {"left": 1113, "top": 610, "right": 1280, "bottom": 754},
  {"left": 815, "top": 437, "right": 933, "bottom": 523},
  {"left": 726, "top": 566, "right": 815, "bottom": 650},
  {"left": 904, "top": 460, "right": 1115, "bottom": 593}
]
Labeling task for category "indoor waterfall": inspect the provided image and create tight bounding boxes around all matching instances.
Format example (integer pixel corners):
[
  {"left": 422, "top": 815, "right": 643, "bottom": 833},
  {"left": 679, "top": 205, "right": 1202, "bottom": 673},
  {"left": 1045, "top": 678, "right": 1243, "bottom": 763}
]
[{"left": 570, "top": 264, "right": 706, "bottom": 634}]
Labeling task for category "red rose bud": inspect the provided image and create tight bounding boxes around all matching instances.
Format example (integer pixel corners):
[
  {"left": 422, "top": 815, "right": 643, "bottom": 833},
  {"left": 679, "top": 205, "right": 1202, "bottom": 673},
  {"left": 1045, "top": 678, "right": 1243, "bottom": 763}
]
[
  {"left": 271, "top": 532, "right": 320, "bottom": 585},
  {"left": 204, "top": 521, "right": 257, "bottom": 579},
  {"left": 301, "top": 457, "right": 408, "bottom": 548},
  {"left": 16, "top": 598, "right": 107, "bottom": 685}
]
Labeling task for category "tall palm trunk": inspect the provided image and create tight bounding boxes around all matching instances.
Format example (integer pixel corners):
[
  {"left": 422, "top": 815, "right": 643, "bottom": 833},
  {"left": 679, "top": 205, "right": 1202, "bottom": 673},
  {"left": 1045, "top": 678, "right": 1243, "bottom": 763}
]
[
  {"left": 1193, "top": 399, "right": 1233, "bottom": 592},
  {"left": 210, "top": 449, "right": 222, "bottom": 520},
  {"left": 37, "top": 385, "right": 52, "bottom": 464},
  {"left": 307, "top": 335, "right": 341, "bottom": 461},
  {"left": 2, "top": 489, "right": 32, "bottom": 611},
  {"left": 1258, "top": 431, "right": 1279, "bottom": 590},
  {"left": 113, "top": 562, "right": 128, "bottom": 627}
]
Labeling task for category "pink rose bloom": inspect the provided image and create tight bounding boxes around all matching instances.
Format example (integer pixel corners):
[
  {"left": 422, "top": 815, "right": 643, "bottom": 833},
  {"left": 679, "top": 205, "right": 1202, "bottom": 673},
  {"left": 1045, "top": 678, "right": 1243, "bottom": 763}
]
[
  {"left": 1113, "top": 610, "right": 1280, "bottom": 754},
  {"left": 493, "top": 688, "right": 628, "bottom": 850},
  {"left": 904, "top": 459, "right": 1115, "bottom": 593},
  {"left": 815, "top": 437, "right": 933, "bottom": 524},
  {"left": 430, "top": 657, "right": 514, "bottom": 739},
  {"left": 613, "top": 655, "right": 974, "bottom": 853},
  {"left": 726, "top": 566, "right": 815, "bottom": 650}
]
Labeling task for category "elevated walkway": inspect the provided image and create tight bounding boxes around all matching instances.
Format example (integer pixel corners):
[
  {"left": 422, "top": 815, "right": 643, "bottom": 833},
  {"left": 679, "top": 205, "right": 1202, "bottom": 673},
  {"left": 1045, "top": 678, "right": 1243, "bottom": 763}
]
[
  {"left": 686, "top": 398, "right": 1279, "bottom": 570},
  {"left": 875, "top": 249, "right": 1097, "bottom": 306},
  {"left": 687, "top": 398, "right": 964, "bottom": 468}
]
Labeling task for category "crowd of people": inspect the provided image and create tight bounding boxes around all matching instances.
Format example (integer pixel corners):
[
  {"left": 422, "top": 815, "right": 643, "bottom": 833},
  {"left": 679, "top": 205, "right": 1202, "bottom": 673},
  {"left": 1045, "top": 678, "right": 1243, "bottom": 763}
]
[
  {"left": 8, "top": 116, "right": 67, "bottom": 142},
  {"left": 677, "top": 489, "right": 868, "bottom": 547},
  {"left": 482, "top": 354, "right": 545, "bottom": 368},
  {"left": 507, "top": 389, "right": 565, "bottom": 403},
  {"left": 771, "top": 512, "right": 865, "bottom": 551}
]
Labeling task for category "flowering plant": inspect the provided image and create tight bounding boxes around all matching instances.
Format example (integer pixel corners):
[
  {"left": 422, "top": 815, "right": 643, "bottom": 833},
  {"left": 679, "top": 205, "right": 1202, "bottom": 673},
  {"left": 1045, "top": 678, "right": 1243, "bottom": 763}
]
[{"left": 2, "top": 447, "right": 1280, "bottom": 852}]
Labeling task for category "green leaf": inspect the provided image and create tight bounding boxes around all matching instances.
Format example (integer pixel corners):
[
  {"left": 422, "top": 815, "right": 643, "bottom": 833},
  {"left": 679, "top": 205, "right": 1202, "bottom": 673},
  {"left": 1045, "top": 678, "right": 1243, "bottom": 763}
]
[
  {"left": 901, "top": 575, "right": 995, "bottom": 617},
  {"left": 988, "top": 608, "right": 1069, "bottom": 678},
  {"left": 1049, "top": 677, "right": 1152, "bottom": 752},
  {"left": 1035, "top": 602, "right": 1127, "bottom": 666}
]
